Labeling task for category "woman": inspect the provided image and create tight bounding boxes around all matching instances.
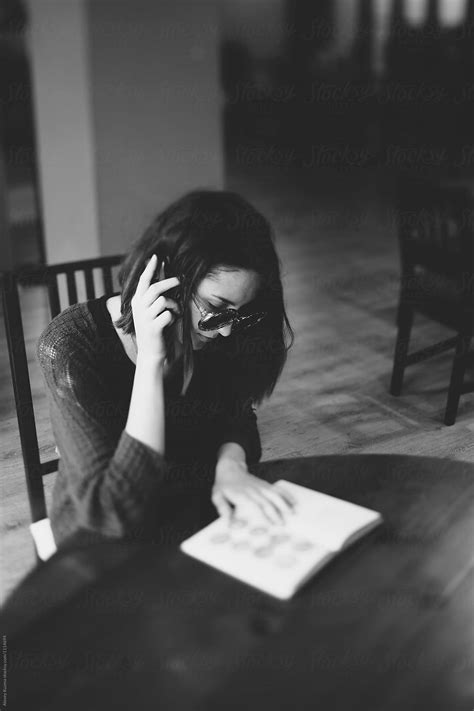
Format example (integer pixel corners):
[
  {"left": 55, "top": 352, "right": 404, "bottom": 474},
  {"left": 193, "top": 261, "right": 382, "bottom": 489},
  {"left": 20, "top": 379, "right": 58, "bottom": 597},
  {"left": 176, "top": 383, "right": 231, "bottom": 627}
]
[{"left": 37, "top": 190, "right": 295, "bottom": 547}]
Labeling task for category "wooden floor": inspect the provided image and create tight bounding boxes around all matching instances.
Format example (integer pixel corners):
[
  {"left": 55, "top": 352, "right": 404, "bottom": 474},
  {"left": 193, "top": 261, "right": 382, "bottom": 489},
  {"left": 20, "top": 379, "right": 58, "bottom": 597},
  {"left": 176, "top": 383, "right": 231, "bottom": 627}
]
[{"left": 2, "top": 154, "right": 474, "bottom": 604}]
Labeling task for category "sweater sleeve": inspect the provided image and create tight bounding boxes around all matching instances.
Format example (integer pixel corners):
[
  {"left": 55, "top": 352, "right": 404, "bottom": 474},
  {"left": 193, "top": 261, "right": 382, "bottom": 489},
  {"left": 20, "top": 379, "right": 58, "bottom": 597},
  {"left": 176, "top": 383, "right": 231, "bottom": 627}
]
[{"left": 37, "top": 315, "right": 167, "bottom": 540}]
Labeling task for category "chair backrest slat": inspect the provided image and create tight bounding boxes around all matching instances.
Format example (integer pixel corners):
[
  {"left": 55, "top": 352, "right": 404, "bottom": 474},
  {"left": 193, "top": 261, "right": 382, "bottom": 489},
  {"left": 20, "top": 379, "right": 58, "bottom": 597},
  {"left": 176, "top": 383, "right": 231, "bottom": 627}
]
[
  {"left": 102, "top": 265, "right": 113, "bottom": 295},
  {"left": 84, "top": 268, "right": 95, "bottom": 300},
  {"left": 2, "top": 254, "right": 123, "bottom": 528},
  {"left": 66, "top": 271, "right": 78, "bottom": 305},
  {"left": 47, "top": 273, "right": 61, "bottom": 319}
]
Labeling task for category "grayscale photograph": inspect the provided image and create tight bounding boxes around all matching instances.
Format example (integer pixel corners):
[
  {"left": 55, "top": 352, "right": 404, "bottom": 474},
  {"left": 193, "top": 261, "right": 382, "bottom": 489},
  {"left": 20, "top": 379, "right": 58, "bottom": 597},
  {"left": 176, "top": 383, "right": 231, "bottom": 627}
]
[{"left": 0, "top": 1, "right": 473, "bottom": 709}]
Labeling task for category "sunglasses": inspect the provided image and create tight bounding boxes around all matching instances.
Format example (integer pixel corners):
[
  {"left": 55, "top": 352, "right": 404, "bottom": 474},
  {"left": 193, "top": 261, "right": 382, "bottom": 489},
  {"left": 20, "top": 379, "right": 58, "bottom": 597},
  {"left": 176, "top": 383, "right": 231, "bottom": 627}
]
[{"left": 192, "top": 294, "right": 266, "bottom": 332}]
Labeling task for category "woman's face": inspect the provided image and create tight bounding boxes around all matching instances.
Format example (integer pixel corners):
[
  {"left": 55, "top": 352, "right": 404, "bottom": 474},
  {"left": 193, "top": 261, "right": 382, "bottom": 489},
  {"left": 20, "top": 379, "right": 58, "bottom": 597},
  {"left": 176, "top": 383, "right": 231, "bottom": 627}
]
[{"left": 188, "top": 266, "right": 261, "bottom": 350}]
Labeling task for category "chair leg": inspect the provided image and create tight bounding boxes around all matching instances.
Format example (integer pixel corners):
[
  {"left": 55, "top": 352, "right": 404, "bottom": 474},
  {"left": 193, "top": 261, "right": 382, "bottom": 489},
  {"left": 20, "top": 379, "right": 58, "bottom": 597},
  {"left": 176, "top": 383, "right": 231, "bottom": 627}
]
[
  {"left": 444, "top": 330, "right": 472, "bottom": 426},
  {"left": 390, "top": 301, "right": 414, "bottom": 396}
]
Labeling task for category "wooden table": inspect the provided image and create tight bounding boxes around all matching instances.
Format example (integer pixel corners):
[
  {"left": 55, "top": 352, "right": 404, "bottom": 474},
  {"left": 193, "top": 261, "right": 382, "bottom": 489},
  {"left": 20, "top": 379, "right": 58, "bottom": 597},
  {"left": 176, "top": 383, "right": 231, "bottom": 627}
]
[{"left": 2, "top": 454, "right": 474, "bottom": 711}]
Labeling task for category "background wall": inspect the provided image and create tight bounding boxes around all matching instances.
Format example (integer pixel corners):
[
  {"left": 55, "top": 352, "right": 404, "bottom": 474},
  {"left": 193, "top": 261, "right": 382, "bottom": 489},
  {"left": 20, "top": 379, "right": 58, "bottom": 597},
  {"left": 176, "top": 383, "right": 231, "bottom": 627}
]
[
  {"left": 87, "top": 0, "right": 224, "bottom": 256},
  {"left": 25, "top": 0, "right": 224, "bottom": 262},
  {"left": 221, "top": 0, "right": 286, "bottom": 61},
  {"left": 26, "top": 0, "right": 100, "bottom": 262}
]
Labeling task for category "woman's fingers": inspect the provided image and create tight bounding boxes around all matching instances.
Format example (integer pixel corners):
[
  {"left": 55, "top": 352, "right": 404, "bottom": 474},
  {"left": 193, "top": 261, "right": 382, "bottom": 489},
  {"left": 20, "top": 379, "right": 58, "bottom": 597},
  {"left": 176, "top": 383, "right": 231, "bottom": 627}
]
[
  {"left": 228, "top": 485, "right": 295, "bottom": 525},
  {"left": 211, "top": 490, "right": 233, "bottom": 520},
  {"left": 148, "top": 296, "right": 180, "bottom": 320},
  {"left": 135, "top": 253, "right": 158, "bottom": 296},
  {"left": 136, "top": 256, "right": 180, "bottom": 302},
  {"left": 218, "top": 485, "right": 280, "bottom": 525},
  {"left": 258, "top": 486, "right": 295, "bottom": 518},
  {"left": 143, "top": 276, "right": 180, "bottom": 305},
  {"left": 154, "top": 309, "right": 173, "bottom": 329},
  {"left": 251, "top": 491, "right": 285, "bottom": 525},
  {"left": 273, "top": 483, "right": 298, "bottom": 509},
  {"left": 217, "top": 487, "right": 256, "bottom": 519}
]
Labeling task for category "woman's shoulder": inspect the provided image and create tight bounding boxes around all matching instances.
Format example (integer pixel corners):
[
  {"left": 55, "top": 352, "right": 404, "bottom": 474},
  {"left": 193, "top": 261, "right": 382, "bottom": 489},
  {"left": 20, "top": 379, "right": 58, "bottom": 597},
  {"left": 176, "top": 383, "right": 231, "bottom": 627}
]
[{"left": 36, "top": 297, "right": 107, "bottom": 377}]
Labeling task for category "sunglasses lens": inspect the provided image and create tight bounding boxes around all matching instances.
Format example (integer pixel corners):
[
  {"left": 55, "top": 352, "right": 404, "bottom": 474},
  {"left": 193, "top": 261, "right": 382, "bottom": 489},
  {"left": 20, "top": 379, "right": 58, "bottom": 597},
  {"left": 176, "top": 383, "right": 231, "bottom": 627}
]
[
  {"left": 235, "top": 313, "right": 266, "bottom": 331},
  {"left": 199, "top": 312, "right": 234, "bottom": 331},
  {"left": 198, "top": 305, "right": 267, "bottom": 332}
]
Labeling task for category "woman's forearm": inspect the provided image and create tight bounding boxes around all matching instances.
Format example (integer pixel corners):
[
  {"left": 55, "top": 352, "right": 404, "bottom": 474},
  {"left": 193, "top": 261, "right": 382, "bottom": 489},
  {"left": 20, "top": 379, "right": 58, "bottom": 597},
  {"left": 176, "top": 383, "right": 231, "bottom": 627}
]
[{"left": 125, "top": 354, "right": 165, "bottom": 454}]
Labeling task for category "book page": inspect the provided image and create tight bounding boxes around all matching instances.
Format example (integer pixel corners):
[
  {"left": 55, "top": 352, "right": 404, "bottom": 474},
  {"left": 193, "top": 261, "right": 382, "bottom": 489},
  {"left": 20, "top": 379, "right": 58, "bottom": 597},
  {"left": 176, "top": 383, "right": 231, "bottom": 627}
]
[
  {"left": 274, "top": 480, "right": 382, "bottom": 552},
  {"left": 180, "top": 514, "right": 334, "bottom": 600},
  {"left": 180, "top": 482, "right": 382, "bottom": 599}
]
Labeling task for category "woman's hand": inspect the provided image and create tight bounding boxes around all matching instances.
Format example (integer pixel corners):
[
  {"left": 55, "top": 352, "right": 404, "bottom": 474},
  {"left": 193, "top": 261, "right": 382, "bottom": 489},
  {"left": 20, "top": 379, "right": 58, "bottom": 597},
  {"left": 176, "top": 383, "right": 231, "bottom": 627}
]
[
  {"left": 131, "top": 254, "right": 181, "bottom": 363},
  {"left": 212, "top": 458, "right": 296, "bottom": 525}
]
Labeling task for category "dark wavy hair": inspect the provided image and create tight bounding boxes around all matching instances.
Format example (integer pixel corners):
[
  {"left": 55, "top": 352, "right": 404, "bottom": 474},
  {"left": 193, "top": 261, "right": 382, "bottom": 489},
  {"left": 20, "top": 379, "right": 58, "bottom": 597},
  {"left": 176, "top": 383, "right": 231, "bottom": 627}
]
[{"left": 115, "top": 189, "right": 294, "bottom": 403}]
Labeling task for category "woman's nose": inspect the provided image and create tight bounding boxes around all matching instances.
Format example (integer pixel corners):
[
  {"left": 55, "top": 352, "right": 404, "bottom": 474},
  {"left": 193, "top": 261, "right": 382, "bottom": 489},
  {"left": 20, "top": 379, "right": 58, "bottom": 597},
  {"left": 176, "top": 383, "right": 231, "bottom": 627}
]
[{"left": 217, "top": 323, "right": 233, "bottom": 337}]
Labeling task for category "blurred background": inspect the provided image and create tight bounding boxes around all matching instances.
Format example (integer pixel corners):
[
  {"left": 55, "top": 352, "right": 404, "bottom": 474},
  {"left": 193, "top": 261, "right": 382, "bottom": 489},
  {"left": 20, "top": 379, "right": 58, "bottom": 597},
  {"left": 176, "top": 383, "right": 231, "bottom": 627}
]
[
  {"left": 2, "top": 0, "right": 473, "bottom": 269},
  {"left": 1, "top": 0, "right": 474, "bottom": 596}
]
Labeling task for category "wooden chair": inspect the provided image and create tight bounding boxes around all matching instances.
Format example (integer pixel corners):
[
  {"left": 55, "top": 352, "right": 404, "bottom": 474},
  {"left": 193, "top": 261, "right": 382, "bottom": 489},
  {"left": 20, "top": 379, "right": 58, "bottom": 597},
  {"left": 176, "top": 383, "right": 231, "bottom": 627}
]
[
  {"left": 2, "top": 255, "right": 123, "bottom": 561},
  {"left": 390, "top": 178, "right": 474, "bottom": 425}
]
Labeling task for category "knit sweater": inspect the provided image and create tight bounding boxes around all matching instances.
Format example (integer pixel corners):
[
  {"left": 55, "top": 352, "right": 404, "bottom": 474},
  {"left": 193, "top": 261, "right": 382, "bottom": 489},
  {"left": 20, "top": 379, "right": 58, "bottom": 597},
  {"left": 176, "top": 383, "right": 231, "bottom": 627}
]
[{"left": 36, "top": 294, "right": 262, "bottom": 547}]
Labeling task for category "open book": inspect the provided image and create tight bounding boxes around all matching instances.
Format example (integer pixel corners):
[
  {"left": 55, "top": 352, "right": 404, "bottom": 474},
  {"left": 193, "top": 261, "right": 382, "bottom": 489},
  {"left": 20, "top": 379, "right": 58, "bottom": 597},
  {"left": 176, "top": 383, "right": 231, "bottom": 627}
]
[{"left": 180, "top": 480, "right": 382, "bottom": 600}]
